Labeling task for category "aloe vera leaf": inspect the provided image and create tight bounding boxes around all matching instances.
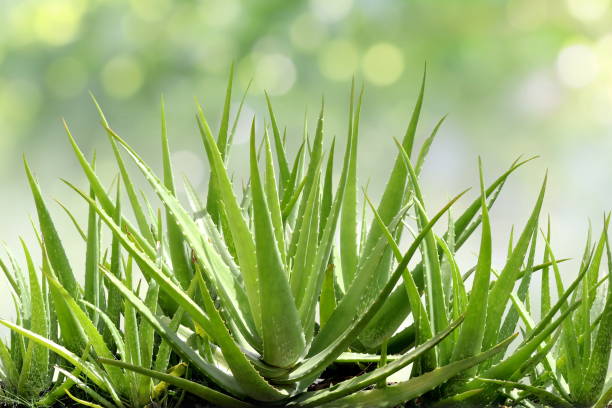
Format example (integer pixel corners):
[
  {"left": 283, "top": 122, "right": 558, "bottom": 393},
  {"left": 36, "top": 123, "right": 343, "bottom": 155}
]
[
  {"left": 42, "top": 267, "right": 125, "bottom": 390},
  {"left": 80, "top": 301, "right": 125, "bottom": 360},
  {"left": 451, "top": 158, "right": 491, "bottom": 369},
  {"left": 248, "top": 122, "right": 305, "bottom": 368},
  {"left": 481, "top": 174, "right": 546, "bottom": 353},
  {"left": 160, "top": 97, "right": 192, "bottom": 289},
  {"left": 55, "top": 200, "right": 87, "bottom": 241},
  {"left": 98, "top": 358, "right": 255, "bottom": 408},
  {"left": 196, "top": 105, "right": 262, "bottom": 333},
  {"left": 362, "top": 192, "right": 433, "bottom": 357},
  {"left": 358, "top": 157, "right": 534, "bottom": 352},
  {"left": 265, "top": 91, "right": 290, "bottom": 191},
  {"left": 75, "top": 181, "right": 287, "bottom": 401},
  {"left": 263, "top": 129, "right": 287, "bottom": 267},
  {"left": 319, "top": 263, "right": 336, "bottom": 330},
  {"left": 286, "top": 101, "right": 325, "bottom": 262},
  {"left": 282, "top": 190, "right": 466, "bottom": 383},
  {"left": 19, "top": 240, "right": 49, "bottom": 393},
  {"left": 321, "top": 138, "right": 335, "bottom": 235},
  {"left": 541, "top": 218, "right": 552, "bottom": 318},
  {"left": 84, "top": 179, "right": 100, "bottom": 325},
  {"left": 206, "top": 66, "right": 234, "bottom": 225},
  {"left": 397, "top": 139, "right": 450, "bottom": 361},
  {"left": 574, "top": 227, "right": 612, "bottom": 405},
  {"left": 476, "top": 378, "right": 573, "bottom": 408},
  {"left": 294, "top": 318, "right": 463, "bottom": 406},
  {"left": 23, "top": 158, "right": 78, "bottom": 298},
  {"left": 88, "top": 98, "right": 154, "bottom": 244},
  {"left": 415, "top": 115, "right": 446, "bottom": 176},
  {"left": 340, "top": 80, "right": 359, "bottom": 286},
  {"left": 104, "top": 182, "right": 123, "bottom": 347},
  {"left": 96, "top": 130, "right": 258, "bottom": 346},
  {"left": 311, "top": 335, "right": 514, "bottom": 408},
  {"left": 290, "top": 165, "right": 321, "bottom": 308},
  {"left": 0, "top": 320, "right": 106, "bottom": 389}
]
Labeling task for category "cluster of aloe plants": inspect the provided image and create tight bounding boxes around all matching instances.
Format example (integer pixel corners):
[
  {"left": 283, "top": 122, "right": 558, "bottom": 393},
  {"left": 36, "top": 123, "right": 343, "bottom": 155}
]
[{"left": 0, "top": 68, "right": 610, "bottom": 407}]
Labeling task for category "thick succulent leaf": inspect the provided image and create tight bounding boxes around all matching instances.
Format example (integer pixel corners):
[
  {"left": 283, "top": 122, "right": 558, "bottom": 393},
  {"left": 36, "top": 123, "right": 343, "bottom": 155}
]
[
  {"left": 478, "top": 300, "right": 580, "bottom": 383},
  {"left": 72, "top": 184, "right": 287, "bottom": 401},
  {"left": 361, "top": 193, "right": 432, "bottom": 356},
  {"left": 399, "top": 139, "right": 450, "bottom": 347},
  {"left": 84, "top": 183, "right": 100, "bottom": 324},
  {"left": 0, "top": 319, "right": 106, "bottom": 389},
  {"left": 263, "top": 130, "right": 287, "bottom": 267},
  {"left": 281, "top": 190, "right": 466, "bottom": 383},
  {"left": 294, "top": 317, "right": 463, "bottom": 407},
  {"left": 360, "top": 157, "right": 534, "bottom": 350},
  {"left": 360, "top": 68, "right": 425, "bottom": 258},
  {"left": 451, "top": 159, "right": 491, "bottom": 366},
  {"left": 98, "top": 358, "right": 255, "bottom": 408},
  {"left": 42, "top": 268, "right": 125, "bottom": 389},
  {"left": 89, "top": 98, "right": 155, "bottom": 244},
  {"left": 99, "top": 130, "right": 258, "bottom": 347},
  {"left": 312, "top": 335, "right": 514, "bottom": 408},
  {"left": 206, "top": 66, "right": 234, "bottom": 224},
  {"left": 196, "top": 106, "right": 262, "bottom": 333},
  {"left": 20, "top": 240, "right": 49, "bottom": 392},
  {"left": 24, "top": 158, "right": 78, "bottom": 298},
  {"left": 265, "top": 92, "right": 291, "bottom": 191},
  {"left": 476, "top": 378, "right": 573, "bottom": 408},
  {"left": 414, "top": 115, "right": 446, "bottom": 176},
  {"left": 575, "top": 231, "right": 612, "bottom": 405},
  {"left": 481, "top": 174, "right": 546, "bottom": 353},
  {"left": 340, "top": 81, "right": 359, "bottom": 286},
  {"left": 160, "top": 98, "right": 193, "bottom": 289},
  {"left": 249, "top": 123, "right": 305, "bottom": 368},
  {"left": 291, "top": 167, "right": 321, "bottom": 311}
]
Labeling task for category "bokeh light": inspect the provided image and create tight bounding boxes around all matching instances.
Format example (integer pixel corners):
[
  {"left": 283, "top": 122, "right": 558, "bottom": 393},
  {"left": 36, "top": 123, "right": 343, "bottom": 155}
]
[
  {"left": 557, "top": 43, "right": 599, "bottom": 88},
  {"left": 362, "top": 43, "right": 404, "bottom": 86},
  {"left": 101, "top": 55, "right": 145, "bottom": 99},
  {"left": 566, "top": 0, "right": 610, "bottom": 22},
  {"left": 318, "top": 39, "right": 359, "bottom": 81}
]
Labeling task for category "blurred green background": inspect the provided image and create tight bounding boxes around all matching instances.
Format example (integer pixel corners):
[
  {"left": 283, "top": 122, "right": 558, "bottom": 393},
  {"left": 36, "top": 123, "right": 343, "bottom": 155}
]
[{"left": 1, "top": 0, "right": 611, "bottom": 285}]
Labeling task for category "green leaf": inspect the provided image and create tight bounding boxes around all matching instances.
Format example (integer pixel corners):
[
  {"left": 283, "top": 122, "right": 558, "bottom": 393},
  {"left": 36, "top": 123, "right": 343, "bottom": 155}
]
[
  {"left": 312, "top": 334, "right": 515, "bottom": 408},
  {"left": 475, "top": 378, "right": 573, "bottom": 408},
  {"left": 415, "top": 114, "right": 446, "bottom": 176},
  {"left": 340, "top": 81, "right": 360, "bottom": 286},
  {"left": 89, "top": 97, "right": 155, "bottom": 245},
  {"left": 265, "top": 91, "right": 291, "bottom": 192},
  {"left": 451, "top": 158, "right": 491, "bottom": 368},
  {"left": 160, "top": 97, "right": 193, "bottom": 289},
  {"left": 84, "top": 178, "right": 100, "bottom": 325},
  {"left": 396, "top": 138, "right": 449, "bottom": 364},
  {"left": 23, "top": 157, "right": 78, "bottom": 298},
  {"left": 359, "top": 68, "right": 425, "bottom": 269},
  {"left": 296, "top": 318, "right": 463, "bottom": 406},
  {"left": 481, "top": 173, "right": 546, "bottom": 353},
  {"left": 575, "top": 224, "right": 612, "bottom": 405},
  {"left": 196, "top": 105, "right": 262, "bottom": 333},
  {"left": 19, "top": 240, "right": 49, "bottom": 393},
  {"left": 284, "top": 190, "right": 467, "bottom": 383},
  {"left": 263, "top": 129, "right": 287, "bottom": 267},
  {"left": 98, "top": 358, "right": 255, "bottom": 408},
  {"left": 0, "top": 319, "right": 107, "bottom": 389},
  {"left": 96, "top": 128, "right": 258, "bottom": 347},
  {"left": 248, "top": 122, "right": 305, "bottom": 368}
]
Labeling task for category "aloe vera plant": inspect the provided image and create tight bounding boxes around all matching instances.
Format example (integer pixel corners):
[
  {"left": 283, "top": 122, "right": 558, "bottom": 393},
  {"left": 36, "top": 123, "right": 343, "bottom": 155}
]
[{"left": 0, "top": 68, "right": 609, "bottom": 408}]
